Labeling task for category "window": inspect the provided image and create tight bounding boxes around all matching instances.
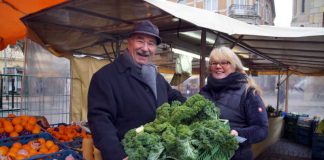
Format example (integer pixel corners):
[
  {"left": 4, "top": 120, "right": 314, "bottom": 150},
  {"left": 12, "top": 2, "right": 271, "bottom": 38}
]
[
  {"left": 234, "top": 0, "right": 246, "bottom": 5},
  {"left": 204, "top": 0, "right": 218, "bottom": 11},
  {"left": 177, "top": 0, "right": 187, "bottom": 4},
  {"left": 265, "top": 4, "right": 269, "bottom": 22},
  {"left": 322, "top": 13, "right": 324, "bottom": 27},
  {"left": 301, "top": 0, "right": 305, "bottom": 13}
]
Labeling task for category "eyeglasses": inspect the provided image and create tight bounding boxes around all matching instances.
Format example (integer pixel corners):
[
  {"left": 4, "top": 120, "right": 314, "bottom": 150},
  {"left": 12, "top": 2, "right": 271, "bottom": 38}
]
[
  {"left": 135, "top": 39, "right": 156, "bottom": 47},
  {"left": 133, "top": 36, "right": 157, "bottom": 48},
  {"left": 209, "top": 61, "right": 231, "bottom": 66}
]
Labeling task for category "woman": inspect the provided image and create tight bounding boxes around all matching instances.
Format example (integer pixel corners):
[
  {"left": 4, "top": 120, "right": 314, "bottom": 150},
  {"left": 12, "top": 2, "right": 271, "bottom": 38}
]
[{"left": 200, "top": 46, "right": 268, "bottom": 160}]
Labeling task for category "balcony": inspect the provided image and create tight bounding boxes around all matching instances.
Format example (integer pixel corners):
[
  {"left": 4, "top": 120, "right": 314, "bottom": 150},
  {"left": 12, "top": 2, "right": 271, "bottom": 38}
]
[{"left": 228, "top": 4, "right": 259, "bottom": 18}]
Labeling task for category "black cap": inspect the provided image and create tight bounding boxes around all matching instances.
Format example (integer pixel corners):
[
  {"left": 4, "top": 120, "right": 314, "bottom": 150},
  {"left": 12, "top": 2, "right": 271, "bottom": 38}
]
[{"left": 129, "top": 20, "right": 162, "bottom": 45}]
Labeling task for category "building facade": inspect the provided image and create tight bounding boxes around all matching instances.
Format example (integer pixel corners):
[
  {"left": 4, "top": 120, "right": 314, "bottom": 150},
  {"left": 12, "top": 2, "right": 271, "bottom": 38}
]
[
  {"left": 291, "top": 0, "right": 324, "bottom": 27},
  {"left": 0, "top": 45, "right": 24, "bottom": 74},
  {"left": 169, "top": 0, "right": 276, "bottom": 25}
]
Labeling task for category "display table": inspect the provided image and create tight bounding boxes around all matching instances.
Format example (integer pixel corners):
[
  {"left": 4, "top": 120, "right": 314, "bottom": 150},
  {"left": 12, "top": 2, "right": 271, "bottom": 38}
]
[{"left": 252, "top": 117, "right": 284, "bottom": 158}]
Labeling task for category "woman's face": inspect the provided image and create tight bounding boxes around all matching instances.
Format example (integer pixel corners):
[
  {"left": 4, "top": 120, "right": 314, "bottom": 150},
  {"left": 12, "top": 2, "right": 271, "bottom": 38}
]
[{"left": 209, "top": 60, "right": 235, "bottom": 79}]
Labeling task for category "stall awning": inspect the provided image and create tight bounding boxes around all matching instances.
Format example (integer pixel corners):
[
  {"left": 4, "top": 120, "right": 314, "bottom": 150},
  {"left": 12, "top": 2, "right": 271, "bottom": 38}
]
[
  {"left": 21, "top": 0, "right": 324, "bottom": 75},
  {"left": 0, "top": 0, "right": 66, "bottom": 51}
]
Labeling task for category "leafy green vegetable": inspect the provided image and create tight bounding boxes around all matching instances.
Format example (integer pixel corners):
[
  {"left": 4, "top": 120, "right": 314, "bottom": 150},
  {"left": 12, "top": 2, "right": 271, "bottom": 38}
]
[{"left": 122, "top": 94, "right": 239, "bottom": 160}]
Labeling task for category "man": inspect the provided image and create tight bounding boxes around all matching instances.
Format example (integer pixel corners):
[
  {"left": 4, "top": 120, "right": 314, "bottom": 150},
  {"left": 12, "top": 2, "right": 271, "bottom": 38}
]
[{"left": 88, "top": 20, "right": 186, "bottom": 160}]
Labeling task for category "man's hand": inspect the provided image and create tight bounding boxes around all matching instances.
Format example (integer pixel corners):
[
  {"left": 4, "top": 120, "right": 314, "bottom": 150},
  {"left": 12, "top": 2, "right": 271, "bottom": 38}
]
[
  {"left": 231, "top": 129, "right": 238, "bottom": 136},
  {"left": 123, "top": 157, "right": 128, "bottom": 160}
]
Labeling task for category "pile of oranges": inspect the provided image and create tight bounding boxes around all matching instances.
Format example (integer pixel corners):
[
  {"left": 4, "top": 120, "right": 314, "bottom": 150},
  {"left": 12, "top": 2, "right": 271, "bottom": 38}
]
[
  {"left": 0, "top": 114, "right": 42, "bottom": 138},
  {"left": 46, "top": 124, "right": 91, "bottom": 142},
  {"left": 0, "top": 138, "right": 59, "bottom": 159}
]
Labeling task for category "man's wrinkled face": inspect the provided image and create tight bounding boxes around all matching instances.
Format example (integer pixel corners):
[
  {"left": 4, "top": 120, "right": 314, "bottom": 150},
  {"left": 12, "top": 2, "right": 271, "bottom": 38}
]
[{"left": 128, "top": 34, "right": 157, "bottom": 65}]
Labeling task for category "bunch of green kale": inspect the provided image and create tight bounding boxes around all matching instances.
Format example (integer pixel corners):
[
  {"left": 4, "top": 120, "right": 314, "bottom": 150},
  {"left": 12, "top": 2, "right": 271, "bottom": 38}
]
[{"left": 122, "top": 94, "right": 239, "bottom": 160}]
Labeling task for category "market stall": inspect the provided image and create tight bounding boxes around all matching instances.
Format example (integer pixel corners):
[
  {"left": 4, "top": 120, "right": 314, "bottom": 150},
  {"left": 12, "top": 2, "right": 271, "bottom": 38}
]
[{"left": 1, "top": 0, "right": 324, "bottom": 159}]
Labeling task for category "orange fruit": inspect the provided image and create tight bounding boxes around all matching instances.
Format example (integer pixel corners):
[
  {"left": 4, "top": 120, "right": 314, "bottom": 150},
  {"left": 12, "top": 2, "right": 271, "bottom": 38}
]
[
  {"left": 7, "top": 151, "right": 17, "bottom": 159},
  {"left": 8, "top": 113, "right": 16, "bottom": 118},
  {"left": 32, "top": 125, "right": 41, "bottom": 134},
  {"left": 21, "top": 121, "right": 27, "bottom": 127},
  {"left": 12, "top": 117, "right": 21, "bottom": 125},
  {"left": 4, "top": 125, "right": 14, "bottom": 133},
  {"left": 9, "top": 132, "right": 19, "bottom": 138},
  {"left": 14, "top": 124, "right": 23, "bottom": 133},
  {"left": 48, "top": 145, "right": 59, "bottom": 153},
  {"left": 15, "top": 154, "right": 27, "bottom": 160},
  {"left": 46, "top": 128, "right": 54, "bottom": 133},
  {"left": 20, "top": 115, "right": 29, "bottom": 121},
  {"left": 24, "top": 123, "right": 34, "bottom": 131},
  {"left": 28, "top": 117, "right": 37, "bottom": 125},
  {"left": 37, "top": 138, "right": 46, "bottom": 144},
  {"left": 0, "top": 128, "right": 4, "bottom": 134},
  {"left": 9, "top": 146, "right": 19, "bottom": 154},
  {"left": 0, "top": 146, "right": 9, "bottom": 155},
  {"left": 28, "top": 148, "right": 37, "bottom": 156},
  {"left": 12, "top": 142, "right": 22, "bottom": 149},
  {"left": 39, "top": 146, "right": 48, "bottom": 154},
  {"left": 45, "top": 140, "right": 54, "bottom": 149}
]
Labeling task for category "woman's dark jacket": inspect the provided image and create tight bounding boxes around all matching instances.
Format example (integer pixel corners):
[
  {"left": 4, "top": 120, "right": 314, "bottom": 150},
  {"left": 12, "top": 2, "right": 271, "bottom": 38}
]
[
  {"left": 200, "top": 72, "right": 268, "bottom": 160},
  {"left": 88, "top": 51, "right": 185, "bottom": 160}
]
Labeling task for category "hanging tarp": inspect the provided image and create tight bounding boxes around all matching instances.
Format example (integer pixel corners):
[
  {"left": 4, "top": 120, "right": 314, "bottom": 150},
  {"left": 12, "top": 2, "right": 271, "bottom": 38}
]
[
  {"left": 0, "top": 0, "right": 65, "bottom": 51},
  {"left": 71, "top": 57, "right": 108, "bottom": 121},
  {"left": 20, "top": 0, "right": 324, "bottom": 75}
]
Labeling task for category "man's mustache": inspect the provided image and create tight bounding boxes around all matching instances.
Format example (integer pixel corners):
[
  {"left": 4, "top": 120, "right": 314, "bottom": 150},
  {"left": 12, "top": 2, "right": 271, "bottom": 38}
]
[{"left": 136, "top": 49, "right": 151, "bottom": 57}]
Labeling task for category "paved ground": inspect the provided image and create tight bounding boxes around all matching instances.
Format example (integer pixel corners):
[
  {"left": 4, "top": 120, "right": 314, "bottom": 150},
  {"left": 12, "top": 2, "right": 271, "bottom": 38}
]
[{"left": 256, "top": 138, "right": 312, "bottom": 160}]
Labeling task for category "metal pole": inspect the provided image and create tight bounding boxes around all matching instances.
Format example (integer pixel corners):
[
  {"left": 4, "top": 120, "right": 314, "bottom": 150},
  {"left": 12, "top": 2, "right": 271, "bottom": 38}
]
[
  {"left": 0, "top": 77, "right": 2, "bottom": 109},
  {"left": 276, "top": 73, "right": 280, "bottom": 111},
  {"left": 11, "top": 78, "right": 15, "bottom": 109},
  {"left": 285, "top": 70, "right": 289, "bottom": 112},
  {"left": 199, "top": 29, "right": 207, "bottom": 88}
]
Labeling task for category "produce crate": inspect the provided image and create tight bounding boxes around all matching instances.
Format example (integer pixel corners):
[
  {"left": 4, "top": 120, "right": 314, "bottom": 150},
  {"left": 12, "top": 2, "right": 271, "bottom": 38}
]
[
  {"left": 297, "top": 126, "right": 312, "bottom": 136},
  {"left": 47, "top": 123, "right": 90, "bottom": 149},
  {"left": 297, "top": 116, "right": 313, "bottom": 128},
  {"left": 283, "top": 124, "right": 297, "bottom": 142},
  {"left": 0, "top": 132, "right": 82, "bottom": 159},
  {"left": 312, "top": 148, "right": 324, "bottom": 160},
  {"left": 25, "top": 149, "right": 82, "bottom": 160},
  {"left": 0, "top": 115, "right": 47, "bottom": 139},
  {"left": 313, "top": 134, "right": 324, "bottom": 149},
  {"left": 296, "top": 126, "right": 312, "bottom": 146},
  {"left": 63, "top": 137, "right": 83, "bottom": 149},
  {"left": 284, "top": 113, "right": 299, "bottom": 125},
  {"left": 312, "top": 134, "right": 324, "bottom": 160},
  {"left": 0, "top": 132, "right": 61, "bottom": 147}
]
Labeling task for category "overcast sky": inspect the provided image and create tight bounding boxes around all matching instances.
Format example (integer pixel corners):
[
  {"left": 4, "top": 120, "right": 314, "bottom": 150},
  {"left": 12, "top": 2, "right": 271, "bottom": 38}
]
[{"left": 274, "top": 0, "right": 293, "bottom": 27}]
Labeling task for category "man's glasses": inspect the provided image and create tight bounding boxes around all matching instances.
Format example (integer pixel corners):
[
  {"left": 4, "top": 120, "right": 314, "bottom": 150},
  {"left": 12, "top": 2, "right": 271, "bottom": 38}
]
[{"left": 209, "top": 61, "right": 231, "bottom": 67}]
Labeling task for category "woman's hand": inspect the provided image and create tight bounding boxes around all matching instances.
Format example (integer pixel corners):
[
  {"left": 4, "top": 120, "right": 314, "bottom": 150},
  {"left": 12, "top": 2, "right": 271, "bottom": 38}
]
[{"left": 231, "top": 129, "right": 238, "bottom": 136}]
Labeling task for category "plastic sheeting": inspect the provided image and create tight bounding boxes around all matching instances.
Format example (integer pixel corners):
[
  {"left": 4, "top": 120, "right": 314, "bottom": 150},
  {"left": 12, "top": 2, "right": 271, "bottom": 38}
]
[
  {"left": 70, "top": 57, "right": 108, "bottom": 121},
  {"left": 24, "top": 39, "right": 110, "bottom": 122},
  {"left": 25, "top": 39, "right": 70, "bottom": 78},
  {"left": 175, "top": 55, "right": 193, "bottom": 75},
  {"left": 24, "top": 39, "right": 71, "bottom": 123}
]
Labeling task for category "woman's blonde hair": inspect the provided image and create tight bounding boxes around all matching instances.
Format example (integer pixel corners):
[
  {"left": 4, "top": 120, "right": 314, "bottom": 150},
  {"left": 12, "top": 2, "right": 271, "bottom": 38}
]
[{"left": 208, "top": 46, "right": 263, "bottom": 95}]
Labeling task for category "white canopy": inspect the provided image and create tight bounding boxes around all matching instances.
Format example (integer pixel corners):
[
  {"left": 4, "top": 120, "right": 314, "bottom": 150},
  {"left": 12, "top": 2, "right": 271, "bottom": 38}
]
[
  {"left": 22, "top": 0, "right": 324, "bottom": 75},
  {"left": 146, "top": 0, "right": 324, "bottom": 37}
]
